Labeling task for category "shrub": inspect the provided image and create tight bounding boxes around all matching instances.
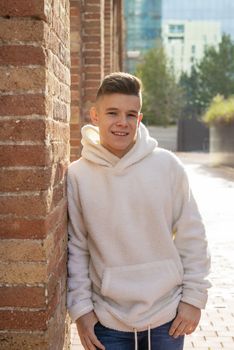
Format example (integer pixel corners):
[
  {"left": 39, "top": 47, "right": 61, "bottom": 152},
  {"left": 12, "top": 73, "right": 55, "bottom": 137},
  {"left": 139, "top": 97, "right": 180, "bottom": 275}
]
[{"left": 203, "top": 95, "right": 234, "bottom": 125}]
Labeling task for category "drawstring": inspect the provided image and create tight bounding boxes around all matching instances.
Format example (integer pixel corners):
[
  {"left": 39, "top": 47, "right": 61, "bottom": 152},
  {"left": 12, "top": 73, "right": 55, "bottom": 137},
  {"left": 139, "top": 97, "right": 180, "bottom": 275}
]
[
  {"left": 134, "top": 328, "right": 138, "bottom": 350},
  {"left": 148, "top": 324, "right": 151, "bottom": 350},
  {"left": 134, "top": 325, "right": 151, "bottom": 350}
]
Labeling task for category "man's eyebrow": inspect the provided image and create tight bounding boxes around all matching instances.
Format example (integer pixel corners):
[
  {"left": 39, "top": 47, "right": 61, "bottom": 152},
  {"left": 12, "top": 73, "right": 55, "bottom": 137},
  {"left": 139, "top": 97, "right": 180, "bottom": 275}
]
[
  {"left": 106, "top": 107, "right": 139, "bottom": 114},
  {"left": 106, "top": 107, "right": 119, "bottom": 111},
  {"left": 127, "top": 110, "right": 139, "bottom": 114}
]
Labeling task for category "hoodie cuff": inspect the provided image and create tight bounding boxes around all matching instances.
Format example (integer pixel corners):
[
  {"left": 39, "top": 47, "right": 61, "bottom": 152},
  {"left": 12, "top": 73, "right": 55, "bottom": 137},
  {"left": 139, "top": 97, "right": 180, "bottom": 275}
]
[
  {"left": 181, "top": 288, "right": 208, "bottom": 309},
  {"left": 68, "top": 302, "right": 94, "bottom": 323}
]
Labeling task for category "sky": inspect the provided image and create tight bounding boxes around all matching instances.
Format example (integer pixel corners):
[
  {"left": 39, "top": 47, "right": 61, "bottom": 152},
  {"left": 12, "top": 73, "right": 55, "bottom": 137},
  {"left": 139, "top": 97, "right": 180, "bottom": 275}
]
[{"left": 162, "top": 0, "right": 234, "bottom": 38}]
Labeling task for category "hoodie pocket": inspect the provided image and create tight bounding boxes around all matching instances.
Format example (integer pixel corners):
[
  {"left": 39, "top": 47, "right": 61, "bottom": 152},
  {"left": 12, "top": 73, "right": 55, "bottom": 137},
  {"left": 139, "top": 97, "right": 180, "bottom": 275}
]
[{"left": 101, "top": 259, "right": 182, "bottom": 321}]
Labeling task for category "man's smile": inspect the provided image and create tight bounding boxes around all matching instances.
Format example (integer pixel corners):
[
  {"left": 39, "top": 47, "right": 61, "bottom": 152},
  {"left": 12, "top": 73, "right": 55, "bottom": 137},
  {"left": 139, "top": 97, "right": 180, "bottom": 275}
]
[{"left": 111, "top": 131, "right": 130, "bottom": 136}]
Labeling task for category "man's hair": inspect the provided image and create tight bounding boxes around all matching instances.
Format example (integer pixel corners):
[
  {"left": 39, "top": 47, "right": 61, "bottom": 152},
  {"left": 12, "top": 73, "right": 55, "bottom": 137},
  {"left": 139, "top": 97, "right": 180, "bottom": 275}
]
[{"left": 96, "top": 72, "right": 142, "bottom": 101}]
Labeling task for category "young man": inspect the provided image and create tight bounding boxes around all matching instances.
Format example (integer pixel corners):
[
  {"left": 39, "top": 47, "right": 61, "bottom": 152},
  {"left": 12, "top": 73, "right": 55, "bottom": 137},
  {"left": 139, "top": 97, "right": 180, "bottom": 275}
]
[{"left": 67, "top": 72, "right": 211, "bottom": 350}]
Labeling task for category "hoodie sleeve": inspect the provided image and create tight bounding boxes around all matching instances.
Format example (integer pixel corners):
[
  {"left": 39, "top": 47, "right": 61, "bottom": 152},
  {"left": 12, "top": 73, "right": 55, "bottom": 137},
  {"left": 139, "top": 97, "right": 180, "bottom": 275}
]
[
  {"left": 67, "top": 167, "right": 94, "bottom": 322},
  {"left": 172, "top": 164, "right": 211, "bottom": 309}
]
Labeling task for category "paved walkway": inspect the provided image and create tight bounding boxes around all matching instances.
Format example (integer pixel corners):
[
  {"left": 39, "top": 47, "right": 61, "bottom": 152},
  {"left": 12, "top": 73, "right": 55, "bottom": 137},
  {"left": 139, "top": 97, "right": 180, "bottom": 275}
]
[{"left": 71, "top": 152, "right": 234, "bottom": 349}]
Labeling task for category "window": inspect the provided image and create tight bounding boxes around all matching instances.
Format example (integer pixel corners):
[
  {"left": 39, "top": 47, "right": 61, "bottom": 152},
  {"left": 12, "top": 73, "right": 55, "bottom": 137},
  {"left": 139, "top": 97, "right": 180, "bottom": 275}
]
[{"left": 169, "top": 24, "right": 184, "bottom": 33}]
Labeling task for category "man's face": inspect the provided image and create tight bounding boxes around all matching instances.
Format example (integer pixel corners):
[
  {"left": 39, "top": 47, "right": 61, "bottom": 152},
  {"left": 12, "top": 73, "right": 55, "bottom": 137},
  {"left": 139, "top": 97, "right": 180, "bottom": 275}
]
[{"left": 90, "top": 93, "right": 143, "bottom": 158}]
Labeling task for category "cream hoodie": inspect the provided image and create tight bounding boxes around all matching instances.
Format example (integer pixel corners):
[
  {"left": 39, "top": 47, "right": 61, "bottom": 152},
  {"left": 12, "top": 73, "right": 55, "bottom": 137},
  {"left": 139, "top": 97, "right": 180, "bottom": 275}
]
[{"left": 67, "top": 123, "right": 211, "bottom": 332}]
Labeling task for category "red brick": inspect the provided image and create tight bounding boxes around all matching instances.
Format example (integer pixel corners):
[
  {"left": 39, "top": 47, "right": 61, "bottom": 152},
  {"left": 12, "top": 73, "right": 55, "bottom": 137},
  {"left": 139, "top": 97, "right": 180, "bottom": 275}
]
[
  {"left": 0, "top": 67, "right": 46, "bottom": 93},
  {"left": 85, "top": 0, "right": 100, "bottom": 3},
  {"left": 83, "top": 66, "right": 101, "bottom": 73},
  {"left": 83, "top": 20, "right": 100, "bottom": 28},
  {"left": 84, "top": 87, "right": 98, "bottom": 96},
  {"left": 70, "top": 1, "right": 80, "bottom": 8},
  {"left": 0, "top": 185, "right": 65, "bottom": 218},
  {"left": 70, "top": 139, "right": 81, "bottom": 147},
  {"left": 47, "top": 301, "right": 68, "bottom": 350},
  {"left": 47, "top": 253, "right": 67, "bottom": 301},
  {"left": 0, "top": 167, "right": 49, "bottom": 192},
  {"left": 46, "top": 283, "right": 60, "bottom": 320},
  {"left": 85, "top": 72, "right": 102, "bottom": 80},
  {"left": 0, "top": 217, "right": 47, "bottom": 240},
  {"left": 0, "top": 145, "right": 51, "bottom": 166},
  {"left": 84, "top": 13, "right": 101, "bottom": 20},
  {"left": 83, "top": 42, "right": 101, "bottom": 50},
  {"left": 85, "top": 80, "right": 100, "bottom": 88},
  {"left": 45, "top": 199, "right": 67, "bottom": 231},
  {"left": 70, "top": 23, "right": 80, "bottom": 32},
  {"left": 71, "top": 74, "right": 79, "bottom": 84},
  {"left": 0, "top": 46, "right": 45, "bottom": 66},
  {"left": 0, "top": 199, "right": 67, "bottom": 239},
  {"left": 71, "top": 90, "right": 79, "bottom": 101},
  {"left": 0, "top": 260, "right": 47, "bottom": 284},
  {"left": 71, "top": 57, "right": 80, "bottom": 66},
  {"left": 0, "top": 286, "right": 45, "bottom": 308},
  {"left": 0, "top": 94, "right": 46, "bottom": 116},
  {"left": 52, "top": 58, "right": 70, "bottom": 85},
  {"left": 52, "top": 215, "right": 67, "bottom": 249},
  {"left": 0, "top": 18, "right": 44, "bottom": 43},
  {"left": 84, "top": 27, "right": 102, "bottom": 36},
  {"left": 83, "top": 35, "right": 101, "bottom": 43},
  {"left": 84, "top": 5, "right": 101, "bottom": 13},
  {"left": 85, "top": 57, "right": 101, "bottom": 65},
  {"left": 0, "top": 0, "right": 45, "bottom": 19},
  {"left": 0, "top": 162, "right": 67, "bottom": 192},
  {"left": 71, "top": 69, "right": 80, "bottom": 77},
  {"left": 70, "top": 154, "right": 79, "bottom": 163},
  {"left": 83, "top": 50, "right": 101, "bottom": 57},
  {"left": 71, "top": 52, "right": 81, "bottom": 59},
  {"left": 47, "top": 227, "right": 67, "bottom": 276},
  {"left": 0, "top": 193, "right": 48, "bottom": 217},
  {"left": 51, "top": 183, "right": 66, "bottom": 210},
  {"left": 70, "top": 8, "right": 79, "bottom": 17},
  {"left": 70, "top": 123, "right": 81, "bottom": 130},
  {"left": 0, "top": 119, "right": 46, "bottom": 142},
  {"left": 0, "top": 332, "right": 47, "bottom": 350},
  {"left": 71, "top": 99, "right": 79, "bottom": 107},
  {"left": 53, "top": 100, "right": 69, "bottom": 122},
  {"left": 71, "top": 83, "right": 79, "bottom": 91},
  {"left": 0, "top": 310, "right": 47, "bottom": 331}
]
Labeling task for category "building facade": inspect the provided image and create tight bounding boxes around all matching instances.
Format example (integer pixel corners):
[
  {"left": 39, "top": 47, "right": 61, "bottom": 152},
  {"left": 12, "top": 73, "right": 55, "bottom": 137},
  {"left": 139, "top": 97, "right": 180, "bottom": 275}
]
[
  {"left": 162, "top": 20, "right": 221, "bottom": 77},
  {"left": 124, "top": 0, "right": 162, "bottom": 73}
]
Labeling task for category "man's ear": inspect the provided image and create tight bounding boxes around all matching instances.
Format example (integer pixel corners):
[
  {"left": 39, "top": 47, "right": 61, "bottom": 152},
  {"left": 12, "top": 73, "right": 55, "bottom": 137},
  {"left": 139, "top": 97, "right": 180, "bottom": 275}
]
[
  {"left": 90, "top": 106, "right": 99, "bottom": 126},
  {"left": 138, "top": 113, "right": 143, "bottom": 126}
]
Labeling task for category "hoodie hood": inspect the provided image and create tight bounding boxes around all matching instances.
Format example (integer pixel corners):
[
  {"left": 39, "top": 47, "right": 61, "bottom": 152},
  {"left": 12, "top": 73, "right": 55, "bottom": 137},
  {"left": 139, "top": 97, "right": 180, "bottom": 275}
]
[{"left": 81, "top": 122, "right": 158, "bottom": 171}]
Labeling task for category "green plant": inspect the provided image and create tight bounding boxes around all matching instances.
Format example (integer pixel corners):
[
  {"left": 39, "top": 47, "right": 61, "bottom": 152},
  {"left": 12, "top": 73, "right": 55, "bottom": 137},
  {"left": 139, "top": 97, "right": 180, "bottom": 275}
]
[
  {"left": 135, "top": 45, "right": 184, "bottom": 126},
  {"left": 180, "top": 34, "right": 234, "bottom": 117},
  {"left": 203, "top": 94, "right": 234, "bottom": 124}
]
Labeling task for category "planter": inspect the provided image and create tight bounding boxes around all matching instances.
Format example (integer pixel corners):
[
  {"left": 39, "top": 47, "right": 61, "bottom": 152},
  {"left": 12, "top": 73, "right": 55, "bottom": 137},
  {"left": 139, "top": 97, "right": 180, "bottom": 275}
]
[{"left": 210, "top": 123, "right": 234, "bottom": 166}]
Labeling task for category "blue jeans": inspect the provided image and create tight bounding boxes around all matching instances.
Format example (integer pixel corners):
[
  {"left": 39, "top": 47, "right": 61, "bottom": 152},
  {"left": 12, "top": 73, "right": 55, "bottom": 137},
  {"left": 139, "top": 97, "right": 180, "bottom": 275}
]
[{"left": 94, "top": 320, "right": 184, "bottom": 350}]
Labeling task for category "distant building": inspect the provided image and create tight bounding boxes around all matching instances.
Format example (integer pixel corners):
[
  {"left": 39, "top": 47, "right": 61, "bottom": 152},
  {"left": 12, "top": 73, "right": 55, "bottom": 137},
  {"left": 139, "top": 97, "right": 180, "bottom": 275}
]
[
  {"left": 124, "top": 0, "right": 162, "bottom": 73},
  {"left": 162, "top": 20, "right": 222, "bottom": 77}
]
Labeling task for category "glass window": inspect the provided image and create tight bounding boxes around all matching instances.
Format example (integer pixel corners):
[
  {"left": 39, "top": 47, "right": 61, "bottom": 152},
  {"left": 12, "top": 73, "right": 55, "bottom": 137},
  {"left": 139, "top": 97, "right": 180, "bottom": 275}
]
[{"left": 169, "top": 24, "right": 184, "bottom": 33}]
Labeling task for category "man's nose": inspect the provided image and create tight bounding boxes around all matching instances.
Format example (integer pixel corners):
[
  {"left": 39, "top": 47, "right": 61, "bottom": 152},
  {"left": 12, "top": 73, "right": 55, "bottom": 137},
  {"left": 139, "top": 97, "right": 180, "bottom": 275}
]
[{"left": 116, "top": 114, "right": 128, "bottom": 126}]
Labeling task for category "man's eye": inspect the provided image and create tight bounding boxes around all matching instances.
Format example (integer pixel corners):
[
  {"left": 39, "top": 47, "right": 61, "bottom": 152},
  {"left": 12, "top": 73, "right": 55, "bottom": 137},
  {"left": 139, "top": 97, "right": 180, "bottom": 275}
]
[
  {"left": 128, "top": 114, "right": 137, "bottom": 118},
  {"left": 108, "top": 112, "right": 117, "bottom": 116}
]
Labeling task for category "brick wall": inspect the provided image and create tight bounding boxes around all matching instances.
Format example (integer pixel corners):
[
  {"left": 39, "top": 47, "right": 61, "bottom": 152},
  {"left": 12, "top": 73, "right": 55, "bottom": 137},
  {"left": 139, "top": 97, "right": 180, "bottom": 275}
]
[
  {"left": 0, "top": 0, "right": 70, "bottom": 349},
  {"left": 0, "top": 0, "right": 123, "bottom": 347},
  {"left": 70, "top": 0, "right": 123, "bottom": 161},
  {"left": 104, "top": 0, "right": 113, "bottom": 75},
  {"left": 70, "top": 0, "right": 83, "bottom": 162}
]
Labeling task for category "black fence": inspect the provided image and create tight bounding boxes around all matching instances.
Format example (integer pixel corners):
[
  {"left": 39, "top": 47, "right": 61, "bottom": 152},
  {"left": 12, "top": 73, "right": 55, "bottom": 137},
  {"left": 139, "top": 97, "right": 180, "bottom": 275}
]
[{"left": 177, "top": 116, "right": 209, "bottom": 152}]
